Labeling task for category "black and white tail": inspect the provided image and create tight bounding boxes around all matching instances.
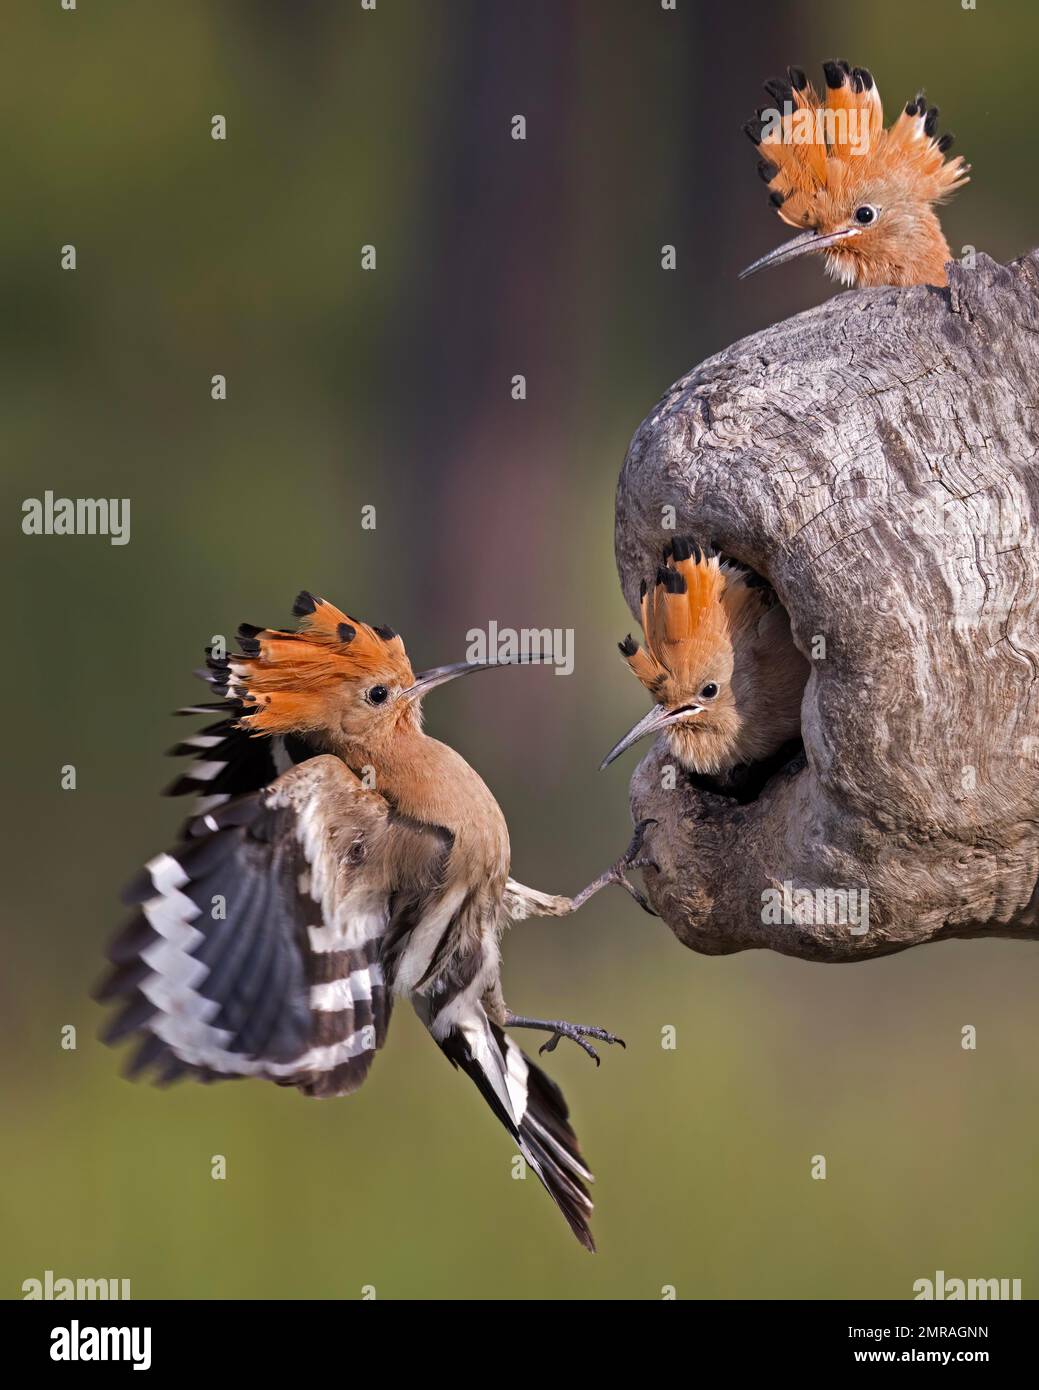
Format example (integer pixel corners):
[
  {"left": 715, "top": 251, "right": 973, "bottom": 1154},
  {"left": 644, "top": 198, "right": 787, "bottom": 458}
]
[{"left": 439, "top": 1009, "right": 596, "bottom": 1251}]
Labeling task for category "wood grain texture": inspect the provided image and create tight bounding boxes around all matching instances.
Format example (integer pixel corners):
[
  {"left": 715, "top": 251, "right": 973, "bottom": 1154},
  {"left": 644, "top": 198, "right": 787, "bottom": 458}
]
[{"left": 614, "top": 251, "right": 1039, "bottom": 961}]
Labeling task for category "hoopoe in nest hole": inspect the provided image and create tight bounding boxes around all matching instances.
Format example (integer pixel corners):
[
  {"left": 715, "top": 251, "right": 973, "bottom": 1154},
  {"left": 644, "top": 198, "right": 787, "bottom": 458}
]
[
  {"left": 98, "top": 592, "right": 651, "bottom": 1251},
  {"left": 602, "top": 541, "right": 809, "bottom": 790},
  {"left": 741, "top": 59, "right": 969, "bottom": 287}
]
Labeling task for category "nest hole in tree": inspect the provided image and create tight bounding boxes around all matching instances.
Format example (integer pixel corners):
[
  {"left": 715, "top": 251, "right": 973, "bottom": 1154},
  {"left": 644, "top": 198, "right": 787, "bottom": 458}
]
[{"left": 678, "top": 549, "right": 806, "bottom": 805}]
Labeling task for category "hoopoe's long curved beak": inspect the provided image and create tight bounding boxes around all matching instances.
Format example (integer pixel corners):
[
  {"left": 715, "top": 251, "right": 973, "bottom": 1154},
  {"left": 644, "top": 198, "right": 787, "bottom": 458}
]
[
  {"left": 738, "top": 225, "right": 863, "bottom": 279},
  {"left": 599, "top": 702, "right": 705, "bottom": 770},
  {"left": 404, "top": 660, "right": 494, "bottom": 701},
  {"left": 404, "top": 654, "right": 548, "bottom": 701}
]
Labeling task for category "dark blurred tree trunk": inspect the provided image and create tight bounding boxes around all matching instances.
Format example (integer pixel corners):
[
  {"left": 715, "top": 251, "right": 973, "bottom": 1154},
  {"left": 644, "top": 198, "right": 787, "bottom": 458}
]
[
  {"left": 394, "top": 0, "right": 805, "bottom": 617},
  {"left": 683, "top": 0, "right": 812, "bottom": 348},
  {"left": 395, "top": 1, "right": 580, "bottom": 631}
]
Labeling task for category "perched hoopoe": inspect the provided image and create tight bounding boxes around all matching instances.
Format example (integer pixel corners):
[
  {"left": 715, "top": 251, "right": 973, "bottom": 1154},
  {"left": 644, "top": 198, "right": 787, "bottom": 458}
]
[
  {"left": 601, "top": 540, "right": 809, "bottom": 787},
  {"left": 741, "top": 59, "right": 969, "bottom": 287},
  {"left": 98, "top": 592, "right": 647, "bottom": 1251}
]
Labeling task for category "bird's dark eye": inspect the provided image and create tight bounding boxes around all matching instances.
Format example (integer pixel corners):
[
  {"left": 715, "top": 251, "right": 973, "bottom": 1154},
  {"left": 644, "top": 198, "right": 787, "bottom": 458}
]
[
  {"left": 367, "top": 684, "right": 389, "bottom": 705},
  {"left": 854, "top": 204, "right": 878, "bottom": 225},
  {"left": 700, "top": 682, "right": 719, "bottom": 699}
]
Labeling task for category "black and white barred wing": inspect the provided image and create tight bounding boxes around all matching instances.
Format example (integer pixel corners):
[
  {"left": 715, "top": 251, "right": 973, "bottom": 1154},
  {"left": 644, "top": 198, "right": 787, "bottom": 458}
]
[
  {"left": 98, "top": 756, "right": 396, "bottom": 1099},
  {"left": 164, "top": 645, "right": 316, "bottom": 818}
]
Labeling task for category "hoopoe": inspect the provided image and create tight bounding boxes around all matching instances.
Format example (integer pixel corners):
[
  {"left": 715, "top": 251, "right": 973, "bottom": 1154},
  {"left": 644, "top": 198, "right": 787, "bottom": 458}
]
[
  {"left": 602, "top": 540, "right": 809, "bottom": 787},
  {"left": 741, "top": 59, "right": 969, "bottom": 287},
  {"left": 98, "top": 592, "right": 647, "bottom": 1251}
]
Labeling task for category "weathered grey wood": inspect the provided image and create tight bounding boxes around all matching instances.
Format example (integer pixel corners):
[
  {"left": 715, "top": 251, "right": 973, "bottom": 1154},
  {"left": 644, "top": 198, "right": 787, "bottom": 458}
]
[{"left": 614, "top": 251, "right": 1039, "bottom": 961}]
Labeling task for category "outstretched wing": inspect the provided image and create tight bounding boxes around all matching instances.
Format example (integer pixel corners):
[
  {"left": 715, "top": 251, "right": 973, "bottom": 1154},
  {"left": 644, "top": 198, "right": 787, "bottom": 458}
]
[{"left": 99, "top": 756, "right": 404, "bottom": 1098}]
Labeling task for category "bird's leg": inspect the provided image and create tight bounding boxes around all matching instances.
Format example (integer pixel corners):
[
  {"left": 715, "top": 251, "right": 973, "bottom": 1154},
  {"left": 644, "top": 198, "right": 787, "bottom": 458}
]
[
  {"left": 505, "top": 819, "right": 659, "bottom": 921},
  {"left": 499, "top": 825, "right": 657, "bottom": 1064},
  {"left": 561, "top": 818, "right": 660, "bottom": 915},
  {"left": 503, "top": 1012, "right": 625, "bottom": 1066}
]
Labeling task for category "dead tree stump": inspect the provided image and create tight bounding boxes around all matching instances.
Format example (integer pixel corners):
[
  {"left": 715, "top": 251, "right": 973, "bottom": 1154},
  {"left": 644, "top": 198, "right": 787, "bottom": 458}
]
[{"left": 614, "top": 251, "right": 1039, "bottom": 961}]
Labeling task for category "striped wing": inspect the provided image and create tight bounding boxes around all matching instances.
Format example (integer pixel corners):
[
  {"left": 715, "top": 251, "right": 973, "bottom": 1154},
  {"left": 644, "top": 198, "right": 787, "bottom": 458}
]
[
  {"left": 164, "top": 644, "right": 317, "bottom": 818},
  {"left": 99, "top": 756, "right": 400, "bottom": 1099},
  {"left": 165, "top": 712, "right": 316, "bottom": 817}
]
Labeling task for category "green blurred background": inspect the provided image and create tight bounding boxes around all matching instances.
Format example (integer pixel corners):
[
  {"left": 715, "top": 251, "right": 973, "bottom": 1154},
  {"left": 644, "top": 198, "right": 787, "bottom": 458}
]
[{"left": 4, "top": 0, "right": 1037, "bottom": 1300}]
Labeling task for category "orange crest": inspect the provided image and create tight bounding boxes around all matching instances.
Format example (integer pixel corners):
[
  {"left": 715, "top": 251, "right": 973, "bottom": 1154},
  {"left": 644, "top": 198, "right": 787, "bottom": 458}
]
[
  {"left": 747, "top": 61, "right": 969, "bottom": 225},
  {"left": 226, "top": 591, "right": 414, "bottom": 736},
  {"left": 743, "top": 61, "right": 970, "bottom": 287},
  {"left": 619, "top": 541, "right": 733, "bottom": 701}
]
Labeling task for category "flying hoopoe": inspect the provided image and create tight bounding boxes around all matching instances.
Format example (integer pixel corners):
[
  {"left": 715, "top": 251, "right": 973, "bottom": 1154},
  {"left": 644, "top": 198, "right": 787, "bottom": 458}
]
[
  {"left": 741, "top": 59, "right": 969, "bottom": 287},
  {"left": 601, "top": 540, "right": 809, "bottom": 788},
  {"left": 98, "top": 592, "right": 648, "bottom": 1251}
]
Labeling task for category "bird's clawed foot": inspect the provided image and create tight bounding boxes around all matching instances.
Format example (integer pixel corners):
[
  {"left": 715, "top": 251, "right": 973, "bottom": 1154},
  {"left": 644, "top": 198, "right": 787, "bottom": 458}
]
[
  {"left": 566, "top": 818, "right": 659, "bottom": 917},
  {"left": 505, "top": 1012, "right": 626, "bottom": 1066},
  {"left": 539, "top": 1021, "right": 626, "bottom": 1065},
  {"left": 624, "top": 817, "right": 659, "bottom": 872},
  {"left": 610, "top": 818, "right": 660, "bottom": 915}
]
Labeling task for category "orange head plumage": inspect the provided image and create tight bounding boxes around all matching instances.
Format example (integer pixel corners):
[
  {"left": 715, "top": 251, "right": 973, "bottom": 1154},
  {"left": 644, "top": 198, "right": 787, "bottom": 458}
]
[
  {"left": 210, "top": 591, "right": 494, "bottom": 755},
  {"left": 220, "top": 591, "right": 416, "bottom": 745},
  {"left": 602, "top": 540, "right": 761, "bottom": 775},
  {"left": 218, "top": 590, "right": 505, "bottom": 752},
  {"left": 621, "top": 544, "right": 735, "bottom": 706},
  {"left": 741, "top": 60, "right": 970, "bottom": 288}
]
